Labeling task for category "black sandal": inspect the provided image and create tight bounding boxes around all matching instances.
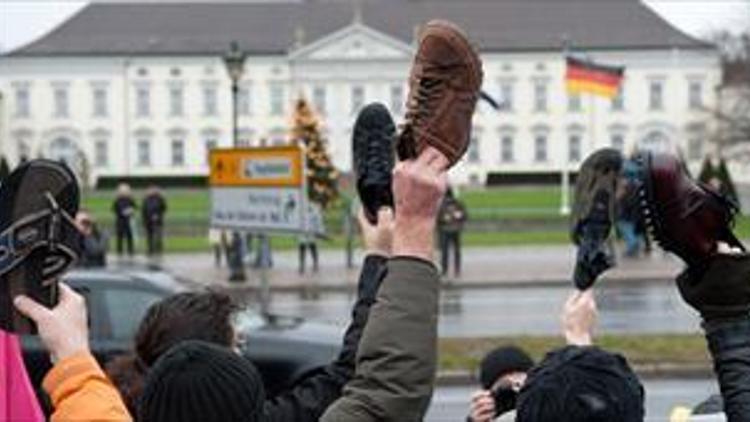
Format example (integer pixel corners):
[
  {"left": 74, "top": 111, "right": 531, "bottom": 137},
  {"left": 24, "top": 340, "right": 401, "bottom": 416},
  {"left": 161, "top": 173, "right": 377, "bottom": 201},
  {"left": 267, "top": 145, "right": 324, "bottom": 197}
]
[{"left": 0, "top": 159, "right": 82, "bottom": 333}]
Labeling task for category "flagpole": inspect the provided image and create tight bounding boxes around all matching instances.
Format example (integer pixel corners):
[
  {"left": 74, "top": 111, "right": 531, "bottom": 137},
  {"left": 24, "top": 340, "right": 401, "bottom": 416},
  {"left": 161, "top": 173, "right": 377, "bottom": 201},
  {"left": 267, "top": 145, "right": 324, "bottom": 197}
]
[
  {"left": 589, "top": 88, "right": 596, "bottom": 152},
  {"left": 559, "top": 40, "right": 571, "bottom": 216}
]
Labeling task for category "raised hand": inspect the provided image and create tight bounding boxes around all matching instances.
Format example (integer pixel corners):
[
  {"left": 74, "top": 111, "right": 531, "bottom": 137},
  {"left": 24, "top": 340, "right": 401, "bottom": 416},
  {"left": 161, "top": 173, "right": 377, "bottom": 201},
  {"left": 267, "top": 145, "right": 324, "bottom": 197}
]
[
  {"left": 469, "top": 390, "right": 496, "bottom": 422},
  {"left": 392, "top": 146, "right": 449, "bottom": 262},
  {"left": 562, "top": 289, "right": 597, "bottom": 346},
  {"left": 14, "top": 283, "right": 89, "bottom": 362},
  {"left": 358, "top": 207, "right": 395, "bottom": 258}
]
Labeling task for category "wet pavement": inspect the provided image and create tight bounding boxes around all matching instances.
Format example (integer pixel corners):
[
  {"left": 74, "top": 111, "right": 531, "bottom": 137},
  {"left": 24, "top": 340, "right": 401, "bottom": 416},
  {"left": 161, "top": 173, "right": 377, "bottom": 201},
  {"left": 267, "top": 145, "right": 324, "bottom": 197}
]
[
  {"left": 264, "top": 281, "right": 700, "bottom": 337},
  {"left": 154, "top": 246, "right": 701, "bottom": 336},
  {"left": 427, "top": 378, "right": 719, "bottom": 421},
  {"left": 156, "top": 245, "right": 685, "bottom": 290}
]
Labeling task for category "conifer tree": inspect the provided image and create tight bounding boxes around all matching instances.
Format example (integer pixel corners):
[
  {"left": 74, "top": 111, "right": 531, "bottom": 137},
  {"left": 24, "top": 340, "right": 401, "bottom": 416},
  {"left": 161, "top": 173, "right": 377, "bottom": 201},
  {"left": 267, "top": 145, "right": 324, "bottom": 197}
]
[{"left": 291, "top": 98, "right": 339, "bottom": 208}]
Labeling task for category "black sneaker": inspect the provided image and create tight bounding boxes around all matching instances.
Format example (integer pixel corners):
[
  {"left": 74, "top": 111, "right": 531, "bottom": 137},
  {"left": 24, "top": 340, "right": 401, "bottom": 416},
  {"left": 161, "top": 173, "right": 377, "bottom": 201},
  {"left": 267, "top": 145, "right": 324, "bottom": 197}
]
[
  {"left": 352, "top": 103, "right": 396, "bottom": 224},
  {"left": 571, "top": 148, "right": 624, "bottom": 290}
]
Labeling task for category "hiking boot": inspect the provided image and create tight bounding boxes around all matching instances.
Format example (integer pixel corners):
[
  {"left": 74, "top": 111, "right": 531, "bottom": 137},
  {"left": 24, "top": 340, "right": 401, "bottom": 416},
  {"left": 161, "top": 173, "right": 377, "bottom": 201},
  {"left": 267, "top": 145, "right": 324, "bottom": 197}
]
[
  {"left": 635, "top": 151, "right": 744, "bottom": 266},
  {"left": 571, "top": 148, "right": 623, "bottom": 289},
  {"left": 352, "top": 103, "right": 396, "bottom": 223},
  {"left": 397, "top": 19, "right": 483, "bottom": 168}
]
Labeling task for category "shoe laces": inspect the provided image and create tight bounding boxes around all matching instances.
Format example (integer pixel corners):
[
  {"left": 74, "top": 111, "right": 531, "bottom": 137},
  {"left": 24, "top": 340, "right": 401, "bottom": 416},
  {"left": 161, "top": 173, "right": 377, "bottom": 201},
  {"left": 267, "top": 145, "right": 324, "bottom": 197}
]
[
  {"left": 404, "top": 73, "right": 448, "bottom": 130},
  {"left": 362, "top": 127, "right": 392, "bottom": 184}
]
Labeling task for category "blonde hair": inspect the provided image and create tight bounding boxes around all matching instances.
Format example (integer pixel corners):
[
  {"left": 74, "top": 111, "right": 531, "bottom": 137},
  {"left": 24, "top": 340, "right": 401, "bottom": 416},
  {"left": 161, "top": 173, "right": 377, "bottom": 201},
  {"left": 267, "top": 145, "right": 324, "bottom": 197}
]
[{"left": 117, "top": 183, "right": 132, "bottom": 196}]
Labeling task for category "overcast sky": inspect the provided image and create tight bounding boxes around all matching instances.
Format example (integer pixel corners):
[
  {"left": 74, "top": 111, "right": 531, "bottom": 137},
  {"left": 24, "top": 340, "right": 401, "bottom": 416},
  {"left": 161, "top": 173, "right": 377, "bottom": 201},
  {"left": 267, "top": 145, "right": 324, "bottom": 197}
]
[{"left": 1, "top": 0, "right": 748, "bottom": 53}]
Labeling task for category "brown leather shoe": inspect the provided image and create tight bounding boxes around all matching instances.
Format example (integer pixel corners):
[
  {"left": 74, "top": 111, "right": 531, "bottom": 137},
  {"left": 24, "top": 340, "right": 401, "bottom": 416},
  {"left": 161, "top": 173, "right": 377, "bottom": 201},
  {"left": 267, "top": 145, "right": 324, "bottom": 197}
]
[
  {"left": 636, "top": 151, "right": 744, "bottom": 266},
  {"left": 397, "top": 20, "right": 483, "bottom": 167}
]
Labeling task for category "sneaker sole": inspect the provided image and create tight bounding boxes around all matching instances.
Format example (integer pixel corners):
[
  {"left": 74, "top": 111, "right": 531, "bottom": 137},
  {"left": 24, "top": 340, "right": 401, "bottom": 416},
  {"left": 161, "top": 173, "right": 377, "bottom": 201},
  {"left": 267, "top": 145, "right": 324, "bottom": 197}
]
[{"left": 571, "top": 148, "right": 623, "bottom": 242}]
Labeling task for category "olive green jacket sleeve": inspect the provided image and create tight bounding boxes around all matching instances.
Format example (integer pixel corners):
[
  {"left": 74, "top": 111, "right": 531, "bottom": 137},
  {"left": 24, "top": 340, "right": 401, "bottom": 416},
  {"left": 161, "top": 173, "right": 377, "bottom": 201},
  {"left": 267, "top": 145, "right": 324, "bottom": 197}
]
[{"left": 320, "top": 257, "right": 440, "bottom": 422}]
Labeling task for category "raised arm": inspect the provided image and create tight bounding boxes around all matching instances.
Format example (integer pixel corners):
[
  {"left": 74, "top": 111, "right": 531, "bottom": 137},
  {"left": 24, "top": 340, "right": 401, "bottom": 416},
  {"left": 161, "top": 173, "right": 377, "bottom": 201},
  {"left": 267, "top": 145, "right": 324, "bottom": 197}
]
[
  {"left": 262, "top": 208, "right": 394, "bottom": 422},
  {"left": 677, "top": 251, "right": 750, "bottom": 422},
  {"left": 14, "top": 283, "right": 132, "bottom": 422},
  {"left": 321, "top": 147, "right": 447, "bottom": 422}
]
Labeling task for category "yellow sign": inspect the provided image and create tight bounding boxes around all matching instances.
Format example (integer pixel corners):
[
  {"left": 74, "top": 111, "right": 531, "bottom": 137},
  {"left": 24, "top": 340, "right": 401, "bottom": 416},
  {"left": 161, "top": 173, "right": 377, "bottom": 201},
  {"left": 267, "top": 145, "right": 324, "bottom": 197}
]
[{"left": 209, "top": 146, "right": 304, "bottom": 187}]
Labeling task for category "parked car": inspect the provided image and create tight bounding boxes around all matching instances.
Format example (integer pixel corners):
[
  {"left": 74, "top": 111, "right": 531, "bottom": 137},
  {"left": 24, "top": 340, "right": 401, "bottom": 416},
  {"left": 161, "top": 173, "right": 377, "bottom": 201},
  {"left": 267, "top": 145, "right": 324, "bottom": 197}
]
[{"left": 21, "top": 267, "right": 342, "bottom": 411}]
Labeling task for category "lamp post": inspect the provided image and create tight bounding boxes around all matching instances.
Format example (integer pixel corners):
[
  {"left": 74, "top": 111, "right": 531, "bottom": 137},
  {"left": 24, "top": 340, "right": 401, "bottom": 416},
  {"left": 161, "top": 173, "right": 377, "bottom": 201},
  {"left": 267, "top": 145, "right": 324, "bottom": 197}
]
[{"left": 223, "top": 40, "right": 247, "bottom": 282}]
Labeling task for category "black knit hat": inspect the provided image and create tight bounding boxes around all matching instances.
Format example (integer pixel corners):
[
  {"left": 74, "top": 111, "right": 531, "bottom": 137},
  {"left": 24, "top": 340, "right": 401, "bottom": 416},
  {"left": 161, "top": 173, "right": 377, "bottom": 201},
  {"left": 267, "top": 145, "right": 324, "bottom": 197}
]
[
  {"left": 516, "top": 346, "right": 644, "bottom": 422},
  {"left": 479, "top": 345, "right": 535, "bottom": 389},
  {"left": 139, "top": 340, "right": 265, "bottom": 422}
]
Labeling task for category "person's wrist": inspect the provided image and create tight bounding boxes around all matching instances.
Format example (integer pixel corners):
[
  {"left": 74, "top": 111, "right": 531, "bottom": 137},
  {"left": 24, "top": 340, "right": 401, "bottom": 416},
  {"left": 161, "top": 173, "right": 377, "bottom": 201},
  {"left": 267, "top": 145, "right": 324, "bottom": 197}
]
[
  {"left": 393, "top": 218, "right": 434, "bottom": 262},
  {"left": 365, "top": 247, "right": 391, "bottom": 258},
  {"left": 565, "top": 330, "right": 592, "bottom": 346},
  {"left": 51, "top": 344, "right": 89, "bottom": 363}
]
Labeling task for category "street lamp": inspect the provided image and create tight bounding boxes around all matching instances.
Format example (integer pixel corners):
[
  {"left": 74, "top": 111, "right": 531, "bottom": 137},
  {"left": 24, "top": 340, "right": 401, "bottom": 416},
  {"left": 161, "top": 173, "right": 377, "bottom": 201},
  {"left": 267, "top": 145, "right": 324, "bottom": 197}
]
[
  {"left": 223, "top": 40, "right": 247, "bottom": 282},
  {"left": 224, "top": 40, "right": 246, "bottom": 149}
]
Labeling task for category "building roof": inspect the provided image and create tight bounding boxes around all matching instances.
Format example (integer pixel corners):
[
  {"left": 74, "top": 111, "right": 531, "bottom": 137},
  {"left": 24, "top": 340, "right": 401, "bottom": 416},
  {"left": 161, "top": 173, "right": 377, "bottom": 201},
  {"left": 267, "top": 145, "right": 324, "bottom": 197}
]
[{"left": 8, "top": 0, "right": 711, "bottom": 57}]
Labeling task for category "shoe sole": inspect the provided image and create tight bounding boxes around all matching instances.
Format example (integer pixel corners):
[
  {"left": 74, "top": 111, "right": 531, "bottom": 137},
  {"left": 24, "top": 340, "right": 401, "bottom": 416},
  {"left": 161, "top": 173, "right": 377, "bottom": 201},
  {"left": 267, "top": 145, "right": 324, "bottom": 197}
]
[
  {"left": 571, "top": 148, "right": 623, "bottom": 242},
  {"left": 633, "top": 152, "right": 667, "bottom": 250},
  {"left": 0, "top": 159, "right": 79, "bottom": 333}
]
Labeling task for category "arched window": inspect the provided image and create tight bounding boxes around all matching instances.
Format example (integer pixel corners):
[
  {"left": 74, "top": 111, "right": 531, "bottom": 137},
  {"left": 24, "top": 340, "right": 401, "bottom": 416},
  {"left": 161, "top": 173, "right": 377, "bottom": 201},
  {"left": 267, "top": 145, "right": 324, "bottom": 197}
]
[
  {"left": 641, "top": 130, "right": 669, "bottom": 153},
  {"left": 49, "top": 137, "right": 78, "bottom": 166}
]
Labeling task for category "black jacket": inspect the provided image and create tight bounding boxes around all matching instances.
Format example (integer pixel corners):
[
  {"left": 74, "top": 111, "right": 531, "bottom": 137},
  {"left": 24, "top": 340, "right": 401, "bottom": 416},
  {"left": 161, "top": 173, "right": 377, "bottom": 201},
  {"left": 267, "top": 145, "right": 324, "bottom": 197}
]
[
  {"left": 112, "top": 197, "right": 136, "bottom": 224},
  {"left": 261, "top": 254, "right": 387, "bottom": 422},
  {"left": 678, "top": 255, "right": 750, "bottom": 422},
  {"left": 142, "top": 194, "right": 167, "bottom": 229},
  {"left": 704, "top": 317, "right": 750, "bottom": 422}
]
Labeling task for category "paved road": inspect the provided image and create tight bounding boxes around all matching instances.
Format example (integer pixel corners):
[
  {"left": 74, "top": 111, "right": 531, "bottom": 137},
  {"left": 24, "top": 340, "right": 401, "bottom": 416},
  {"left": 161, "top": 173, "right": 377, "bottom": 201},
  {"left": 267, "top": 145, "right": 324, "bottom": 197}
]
[
  {"left": 261, "top": 282, "right": 700, "bottom": 337},
  {"left": 156, "top": 245, "right": 684, "bottom": 289},
  {"left": 427, "top": 378, "right": 719, "bottom": 421}
]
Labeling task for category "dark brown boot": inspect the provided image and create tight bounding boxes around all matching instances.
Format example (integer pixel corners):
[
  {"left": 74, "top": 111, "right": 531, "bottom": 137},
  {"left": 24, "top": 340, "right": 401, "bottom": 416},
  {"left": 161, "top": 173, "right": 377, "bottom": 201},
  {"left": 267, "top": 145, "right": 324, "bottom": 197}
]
[
  {"left": 397, "top": 19, "right": 483, "bottom": 168},
  {"left": 636, "top": 151, "right": 744, "bottom": 266}
]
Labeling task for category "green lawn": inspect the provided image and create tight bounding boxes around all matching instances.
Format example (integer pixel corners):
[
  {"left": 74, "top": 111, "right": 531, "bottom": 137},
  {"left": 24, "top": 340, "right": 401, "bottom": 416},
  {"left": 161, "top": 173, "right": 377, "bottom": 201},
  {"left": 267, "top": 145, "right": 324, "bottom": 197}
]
[
  {"left": 439, "top": 334, "right": 710, "bottom": 372},
  {"left": 81, "top": 186, "right": 566, "bottom": 223},
  {"left": 80, "top": 186, "right": 750, "bottom": 252}
]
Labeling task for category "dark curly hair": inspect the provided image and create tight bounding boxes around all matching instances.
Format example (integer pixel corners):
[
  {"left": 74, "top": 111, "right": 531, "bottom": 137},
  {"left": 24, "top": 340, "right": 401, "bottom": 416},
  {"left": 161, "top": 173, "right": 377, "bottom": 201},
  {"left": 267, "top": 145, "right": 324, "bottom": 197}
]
[{"left": 105, "top": 291, "right": 239, "bottom": 416}]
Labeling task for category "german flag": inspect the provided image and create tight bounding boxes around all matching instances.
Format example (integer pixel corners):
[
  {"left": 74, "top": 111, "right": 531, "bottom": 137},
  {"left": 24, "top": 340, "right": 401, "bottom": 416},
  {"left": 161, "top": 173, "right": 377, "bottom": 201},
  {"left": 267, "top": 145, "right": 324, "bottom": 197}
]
[{"left": 565, "top": 56, "right": 624, "bottom": 99}]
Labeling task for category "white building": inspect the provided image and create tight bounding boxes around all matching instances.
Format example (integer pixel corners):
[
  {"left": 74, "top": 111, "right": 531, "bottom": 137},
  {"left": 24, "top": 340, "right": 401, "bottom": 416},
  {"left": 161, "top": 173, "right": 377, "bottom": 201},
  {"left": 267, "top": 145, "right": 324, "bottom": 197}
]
[{"left": 0, "top": 0, "right": 719, "bottom": 186}]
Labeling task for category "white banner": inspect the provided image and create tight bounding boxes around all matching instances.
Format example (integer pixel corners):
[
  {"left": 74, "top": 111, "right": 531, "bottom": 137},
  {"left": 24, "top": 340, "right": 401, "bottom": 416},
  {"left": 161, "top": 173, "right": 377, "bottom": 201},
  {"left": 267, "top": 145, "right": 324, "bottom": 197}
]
[{"left": 210, "top": 187, "right": 306, "bottom": 233}]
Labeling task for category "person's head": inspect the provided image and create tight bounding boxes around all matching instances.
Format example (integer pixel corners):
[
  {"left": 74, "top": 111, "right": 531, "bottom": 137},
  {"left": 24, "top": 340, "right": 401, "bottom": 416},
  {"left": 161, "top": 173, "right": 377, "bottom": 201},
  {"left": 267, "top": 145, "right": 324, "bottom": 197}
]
[
  {"left": 516, "top": 346, "right": 644, "bottom": 422},
  {"left": 117, "top": 183, "right": 132, "bottom": 197},
  {"left": 106, "top": 291, "right": 239, "bottom": 415},
  {"left": 479, "top": 345, "right": 534, "bottom": 391},
  {"left": 139, "top": 340, "right": 265, "bottom": 422},
  {"left": 75, "top": 210, "right": 94, "bottom": 235}
]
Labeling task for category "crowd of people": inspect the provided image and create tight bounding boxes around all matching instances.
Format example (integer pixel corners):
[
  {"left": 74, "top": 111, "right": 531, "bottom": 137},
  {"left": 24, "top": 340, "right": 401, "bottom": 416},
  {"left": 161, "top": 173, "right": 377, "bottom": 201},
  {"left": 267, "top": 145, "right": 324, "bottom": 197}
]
[
  {"left": 3, "top": 19, "right": 750, "bottom": 422},
  {"left": 71, "top": 183, "right": 169, "bottom": 267},
  {"left": 111, "top": 183, "right": 168, "bottom": 259}
]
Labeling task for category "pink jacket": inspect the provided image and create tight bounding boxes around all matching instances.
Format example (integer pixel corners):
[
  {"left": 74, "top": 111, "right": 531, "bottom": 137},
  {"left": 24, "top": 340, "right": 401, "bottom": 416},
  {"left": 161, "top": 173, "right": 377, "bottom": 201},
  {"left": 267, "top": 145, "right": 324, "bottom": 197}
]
[{"left": 0, "top": 330, "right": 44, "bottom": 421}]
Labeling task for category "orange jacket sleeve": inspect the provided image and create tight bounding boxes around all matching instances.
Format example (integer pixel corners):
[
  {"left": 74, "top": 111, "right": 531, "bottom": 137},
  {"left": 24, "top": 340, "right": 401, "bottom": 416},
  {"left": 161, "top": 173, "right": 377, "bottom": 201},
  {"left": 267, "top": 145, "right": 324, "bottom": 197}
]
[{"left": 43, "top": 351, "right": 132, "bottom": 422}]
